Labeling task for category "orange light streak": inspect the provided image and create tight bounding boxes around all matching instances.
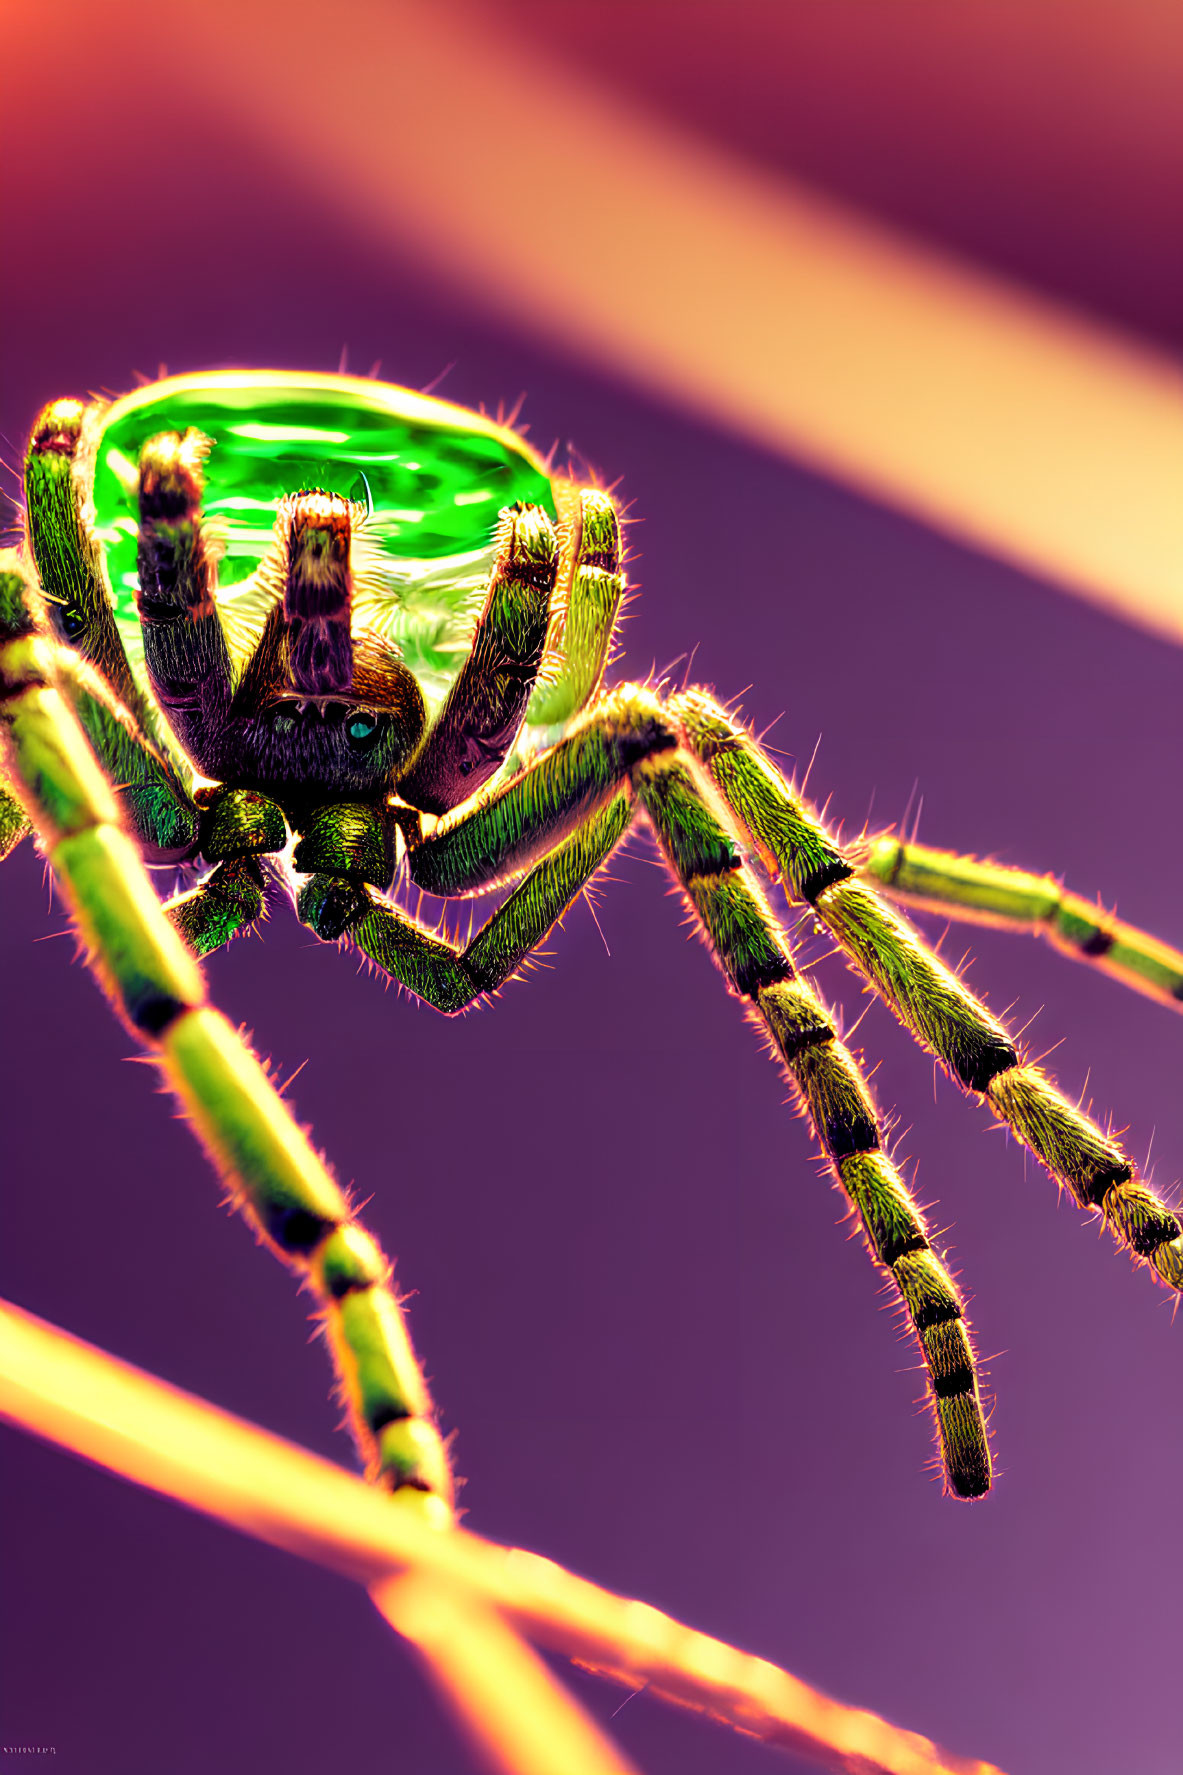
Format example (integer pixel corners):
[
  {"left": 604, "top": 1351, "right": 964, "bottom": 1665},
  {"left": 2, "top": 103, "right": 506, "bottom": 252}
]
[{"left": 0, "top": 1296, "right": 1003, "bottom": 1775}]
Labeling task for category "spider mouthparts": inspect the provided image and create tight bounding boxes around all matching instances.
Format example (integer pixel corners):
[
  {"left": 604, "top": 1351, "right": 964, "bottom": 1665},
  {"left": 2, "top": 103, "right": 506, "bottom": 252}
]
[
  {"left": 267, "top": 695, "right": 380, "bottom": 727},
  {"left": 283, "top": 696, "right": 342, "bottom": 720}
]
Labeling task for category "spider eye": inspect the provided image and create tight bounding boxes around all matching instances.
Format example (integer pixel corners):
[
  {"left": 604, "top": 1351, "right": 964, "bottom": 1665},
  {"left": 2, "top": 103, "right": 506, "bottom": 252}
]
[{"left": 345, "top": 713, "right": 382, "bottom": 753}]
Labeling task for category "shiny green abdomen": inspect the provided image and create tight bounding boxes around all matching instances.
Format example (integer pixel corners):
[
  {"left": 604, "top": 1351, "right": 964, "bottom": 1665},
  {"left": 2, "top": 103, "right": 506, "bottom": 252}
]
[{"left": 90, "top": 370, "right": 558, "bottom": 707}]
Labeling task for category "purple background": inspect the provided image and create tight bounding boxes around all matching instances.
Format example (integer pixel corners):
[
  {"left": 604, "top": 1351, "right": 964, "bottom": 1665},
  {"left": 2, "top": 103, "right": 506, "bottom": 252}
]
[{"left": 3, "top": 9, "right": 1182, "bottom": 1772}]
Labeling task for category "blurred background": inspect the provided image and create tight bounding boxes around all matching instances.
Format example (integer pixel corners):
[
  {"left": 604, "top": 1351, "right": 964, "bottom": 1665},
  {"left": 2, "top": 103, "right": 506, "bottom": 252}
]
[{"left": 2, "top": 4, "right": 1182, "bottom": 1771}]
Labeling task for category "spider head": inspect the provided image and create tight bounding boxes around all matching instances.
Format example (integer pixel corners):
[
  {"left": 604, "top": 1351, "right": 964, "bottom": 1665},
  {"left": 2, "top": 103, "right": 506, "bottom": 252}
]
[{"left": 237, "top": 629, "right": 427, "bottom": 807}]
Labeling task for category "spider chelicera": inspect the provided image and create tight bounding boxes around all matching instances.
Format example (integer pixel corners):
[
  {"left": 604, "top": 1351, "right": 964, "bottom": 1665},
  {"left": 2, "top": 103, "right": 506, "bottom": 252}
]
[{"left": 4, "top": 368, "right": 1182, "bottom": 1505}]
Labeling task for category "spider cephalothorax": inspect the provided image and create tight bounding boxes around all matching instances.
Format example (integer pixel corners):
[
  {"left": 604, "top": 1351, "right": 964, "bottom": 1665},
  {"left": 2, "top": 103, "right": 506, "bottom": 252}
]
[
  {"left": 138, "top": 457, "right": 428, "bottom": 808},
  {"left": 5, "top": 367, "right": 1183, "bottom": 1510}
]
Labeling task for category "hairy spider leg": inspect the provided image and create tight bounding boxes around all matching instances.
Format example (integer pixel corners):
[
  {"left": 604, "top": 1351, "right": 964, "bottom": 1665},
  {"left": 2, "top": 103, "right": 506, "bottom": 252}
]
[
  {"left": 0, "top": 552, "right": 453, "bottom": 1515},
  {"left": 20, "top": 403, "right": 200, "bottom": 862},
  {"left": 399, "top": 504, "right": 559, "bottom": 813},
  {"left": 674, "top": 691, "right": 1183, "bottom": 1293},
  {"left": 309, "top": 792, "right": 635, "bottom": 1009},
  {"left": 0, "top": 784, "right": 29, "bottom": 859},
  {"left": 25, "top": 398, "right": 161, "bottom": 736},
  {"left": 52, "top": 648, "right": 199, "bottom": 858},
  {"left": 634, "top": 745, "right": 992, "bottom": 1497},
  {"left": 524, "top": 488, "right": 626, "bottom": 730},
  {"left": 130, "top": 430, "right": 282, "bottom": 947},
  {"left": 136, "top": 429, "right": 237, "bottom": 747},
  {"left": 283, "top": 491, "right": 355, "bottom": 697},
  {"left": 10, "top": 442, "right": 260, "bottom": 951},
  {"left": 863, "top": 836, "right": 1183, "bottom": 1010},
  {"left": 0, "top": 678, "right": 196, "bottom": 880},
  {"left": 395, "top": 685, "right": 990, "bottom": 1495}
]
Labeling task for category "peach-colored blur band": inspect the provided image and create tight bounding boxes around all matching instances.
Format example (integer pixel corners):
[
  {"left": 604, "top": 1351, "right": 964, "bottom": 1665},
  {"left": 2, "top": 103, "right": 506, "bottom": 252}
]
[
  {"left": 0, "top": 1298, "right": 1003, "bottom": 1775},
  {"left": 167, "top": 0, "right": 1183, "bottom": 641}
]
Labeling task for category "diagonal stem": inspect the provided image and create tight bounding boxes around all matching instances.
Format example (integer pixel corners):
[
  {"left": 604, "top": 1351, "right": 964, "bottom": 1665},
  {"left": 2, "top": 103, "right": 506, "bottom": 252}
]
[{"left": 0, "top": 1296, "right": 1005, "bottom": 1775}]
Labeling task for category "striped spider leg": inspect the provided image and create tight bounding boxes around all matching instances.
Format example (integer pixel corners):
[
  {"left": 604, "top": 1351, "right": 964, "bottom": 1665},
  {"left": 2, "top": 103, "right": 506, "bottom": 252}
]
[
  {"left": 370, "top": 684, "right": 994, "bottom": 1496},
  {"left": 674, "top": 695, "right": 1183, "bottom": 1287},
  {"left": 863, "top": 837, "right": 1183, "bottom": 1009},
  {"left": 0, "top": 549, "right": 453, "bottom": 1519},
  {"left": 325, "top": 671, "right": 1183, "bottom": 1497}
]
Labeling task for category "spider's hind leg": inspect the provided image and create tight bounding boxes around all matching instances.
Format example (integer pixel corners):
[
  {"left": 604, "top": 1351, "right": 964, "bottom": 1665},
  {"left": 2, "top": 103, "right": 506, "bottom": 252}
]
[
  {"left": 631, "top": 744, "right": 992, "bottom": 1498},
  {"left": 864, "top": 835, "right": 1183, "bottom": 1010},
  {"left": 404, "top": 688, "right": 990, "bottom": 1492},
  {"left": 676, "top": 690, "right": 1183, "bottom": 1295}
]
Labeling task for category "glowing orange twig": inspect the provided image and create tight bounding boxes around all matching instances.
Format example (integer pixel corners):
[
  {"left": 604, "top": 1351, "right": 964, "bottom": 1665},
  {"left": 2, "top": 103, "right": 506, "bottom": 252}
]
[
  {"left": 0, "top": 1296, "right": 1004, "bottom": 1775},
  {"left": 377, "top": 1575, "right": 641, "bottom": 1775}
]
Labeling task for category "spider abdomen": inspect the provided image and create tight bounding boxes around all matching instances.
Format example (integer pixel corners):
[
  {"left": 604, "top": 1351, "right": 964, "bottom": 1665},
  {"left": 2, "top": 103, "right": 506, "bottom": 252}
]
[{"left": 89, "top": 370, "right": 558, "bottom": 723}]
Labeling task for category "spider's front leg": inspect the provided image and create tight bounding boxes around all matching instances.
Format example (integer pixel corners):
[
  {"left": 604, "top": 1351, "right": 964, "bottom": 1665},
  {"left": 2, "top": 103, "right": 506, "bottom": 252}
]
[
  {"left": 132, "top": 431, "right": 290, "bottom": 951},
  {"left": 0, "top": 624, "right": 200, "bottom": 876},
  {"left": 346, "top": 792, "right": 634, "bottom": 1011},
  {"left": 17, "top": 406, "right": 204, "bottom": 866},
  {"left": 523, "top": 487, "right": 626, "bottom": 731},
  {"left": 135, "top": 428, "right": 237, "bottom": 749},
  {"left": 0, "top": 549, "right": 452, "bottom": 1514},
  {"left": 24, "top": 397, "right": 158, "bottom": 731},
  {"left": 0, "top": 670, "right": 201, "bottom": 874}
]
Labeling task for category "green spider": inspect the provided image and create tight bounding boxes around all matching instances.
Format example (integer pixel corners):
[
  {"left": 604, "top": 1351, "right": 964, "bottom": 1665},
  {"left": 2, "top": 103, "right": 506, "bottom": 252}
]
[{"left": 6, "top": 368, "right": 1183, "bottom": 1506}]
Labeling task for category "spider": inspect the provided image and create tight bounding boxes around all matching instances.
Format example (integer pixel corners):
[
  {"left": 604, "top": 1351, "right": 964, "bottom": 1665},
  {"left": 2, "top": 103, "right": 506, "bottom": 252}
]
[{"left": 5, "top": 367, "right": 1183, "bottom": 1506}]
